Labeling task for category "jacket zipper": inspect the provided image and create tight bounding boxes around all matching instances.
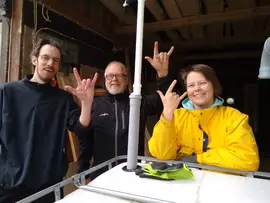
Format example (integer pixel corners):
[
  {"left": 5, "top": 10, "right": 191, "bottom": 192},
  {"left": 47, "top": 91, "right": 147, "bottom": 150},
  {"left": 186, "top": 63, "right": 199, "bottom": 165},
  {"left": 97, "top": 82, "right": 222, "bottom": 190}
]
[
  {"left": 121, "top": 110, "right": 125, "bottom": 130},
  {"left": 198, "top": 124, "right": 209, "bottom": 152},
  {"left": 114, "top": 97, "right": 118, "bottom": 160},
  {"left": 0, "top": 144, "right": 7, "bottom": 186}
]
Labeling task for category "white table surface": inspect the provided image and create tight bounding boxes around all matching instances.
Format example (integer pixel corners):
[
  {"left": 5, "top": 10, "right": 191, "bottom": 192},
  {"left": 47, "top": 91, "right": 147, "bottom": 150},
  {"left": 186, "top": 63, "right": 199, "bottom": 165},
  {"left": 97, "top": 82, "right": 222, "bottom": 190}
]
[{"left": 56, "top": 163, "right": 270, "bottom": 203}]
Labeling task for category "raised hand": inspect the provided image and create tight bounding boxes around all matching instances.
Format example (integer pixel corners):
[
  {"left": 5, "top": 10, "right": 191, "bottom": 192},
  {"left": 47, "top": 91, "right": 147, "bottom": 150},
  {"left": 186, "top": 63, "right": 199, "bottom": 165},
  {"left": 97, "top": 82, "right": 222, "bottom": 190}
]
[
  {"left": 65, "top": 68, "right": 98, "bottom": 106},
  {"left": 157, "top": 80, "right": 187, "bottom": 120},
  {"left": 145, "top": 41, "right": 174, "bottom": 78}
]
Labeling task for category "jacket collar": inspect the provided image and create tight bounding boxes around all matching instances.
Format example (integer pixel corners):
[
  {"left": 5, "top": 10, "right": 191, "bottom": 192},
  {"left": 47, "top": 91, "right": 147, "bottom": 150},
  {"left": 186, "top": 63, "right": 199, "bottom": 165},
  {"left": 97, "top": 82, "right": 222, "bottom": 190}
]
[
  {"left": 182, "top": 97, "right": 224, "bottom": 110},
  {"left": 22, "top": 74, "right": 54, "bottom": 90},
  {"left": 104, "top": 89, "right": 129, "bottom": 101}
]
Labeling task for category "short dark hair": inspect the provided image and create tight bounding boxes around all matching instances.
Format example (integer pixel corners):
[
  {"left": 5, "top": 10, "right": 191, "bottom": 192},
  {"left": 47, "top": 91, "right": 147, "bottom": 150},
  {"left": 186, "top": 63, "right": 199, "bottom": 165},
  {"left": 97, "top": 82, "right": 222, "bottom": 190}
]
[
  {"left": 30, "top": 38, "right": 62, "bottom": 59},
  {"left": 180, "top": 64, "right": 222, "bottom": 96}
]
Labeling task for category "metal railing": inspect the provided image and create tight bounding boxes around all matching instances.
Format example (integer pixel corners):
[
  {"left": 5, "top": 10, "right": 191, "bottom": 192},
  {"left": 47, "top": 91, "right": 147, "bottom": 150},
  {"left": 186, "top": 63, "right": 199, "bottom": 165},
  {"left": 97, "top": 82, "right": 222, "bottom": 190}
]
[{"left": 17, "top": 155, "right": 270, "bottom": 203}]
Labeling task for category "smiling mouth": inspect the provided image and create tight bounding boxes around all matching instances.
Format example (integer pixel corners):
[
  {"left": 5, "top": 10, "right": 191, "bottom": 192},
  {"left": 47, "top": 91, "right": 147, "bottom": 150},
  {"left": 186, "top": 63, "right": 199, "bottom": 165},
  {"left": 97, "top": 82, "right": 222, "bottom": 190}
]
[
  {"left": 44, "top": 69, "right": 54, "bottom": 73},
  {"left": 194, "top": 93, "right": 205, "bottom": 97}
]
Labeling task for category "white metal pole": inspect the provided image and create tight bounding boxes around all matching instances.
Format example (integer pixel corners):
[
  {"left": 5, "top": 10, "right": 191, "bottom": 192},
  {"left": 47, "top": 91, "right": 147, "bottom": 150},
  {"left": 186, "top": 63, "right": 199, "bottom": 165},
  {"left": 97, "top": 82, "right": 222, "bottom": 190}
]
[
  {"left": 132, "top": 0, "right": 145, "bottom": 95},
  {"left": 125, "top": 0, "right": 146, "bottom": 170}
]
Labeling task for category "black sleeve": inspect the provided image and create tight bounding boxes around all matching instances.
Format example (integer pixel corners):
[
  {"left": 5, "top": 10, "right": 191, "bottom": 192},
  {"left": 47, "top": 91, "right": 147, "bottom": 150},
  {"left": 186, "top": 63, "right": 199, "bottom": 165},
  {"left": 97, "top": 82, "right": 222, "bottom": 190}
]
[
  {"left": 87, "top": 98, "right": 98, "bottom": 129},
  {"left": 66, "top": 95, "right": 91, "bottom": 137},
  {"left": 77, "top": 98, "right": 99, "bottom": 174},
  {"left": 77, "top": 129, "right": 94, "bottom": 173},
  {"left": 0, "top": 86, "right": 3, "bottom": 133}
]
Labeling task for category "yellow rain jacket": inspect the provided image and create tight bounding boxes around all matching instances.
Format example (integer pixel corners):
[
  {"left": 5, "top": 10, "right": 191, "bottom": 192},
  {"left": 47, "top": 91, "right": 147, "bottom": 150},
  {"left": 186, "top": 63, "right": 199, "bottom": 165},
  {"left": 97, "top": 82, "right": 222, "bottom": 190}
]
[{"left": 148, "top": 97, "right": 259, "bottom": 171}]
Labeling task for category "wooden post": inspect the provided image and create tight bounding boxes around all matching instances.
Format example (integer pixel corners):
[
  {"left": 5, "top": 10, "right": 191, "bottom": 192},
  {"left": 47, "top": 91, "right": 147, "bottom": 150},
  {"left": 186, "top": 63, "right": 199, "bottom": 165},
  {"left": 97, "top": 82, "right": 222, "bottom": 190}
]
[
  {"left": 0, "top": 17, "right": 10, "bottom": 83},
  {"left": 8, "top": 0, "right": 23, "bottom": 81},
  {"left": 124, "top": 48, "right": 133, "bottom": 93}
]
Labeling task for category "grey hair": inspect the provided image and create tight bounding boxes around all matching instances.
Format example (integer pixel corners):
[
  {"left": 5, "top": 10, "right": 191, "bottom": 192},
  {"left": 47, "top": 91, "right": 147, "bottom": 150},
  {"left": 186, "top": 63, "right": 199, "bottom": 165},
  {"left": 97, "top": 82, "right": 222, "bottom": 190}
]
[{"left": 104, "top": 61, "right": 128, "bottom": 76}]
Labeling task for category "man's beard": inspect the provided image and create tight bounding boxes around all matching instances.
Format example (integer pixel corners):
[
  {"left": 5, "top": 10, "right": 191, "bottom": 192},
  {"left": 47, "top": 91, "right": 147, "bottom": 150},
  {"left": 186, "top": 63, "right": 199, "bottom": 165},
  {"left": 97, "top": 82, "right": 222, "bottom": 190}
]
[
  {"left": 107, "top": 85, "right": 126, "bottom": 95},
  {"left": 37, "top": 68, "right": 55, "bottom": 83}
]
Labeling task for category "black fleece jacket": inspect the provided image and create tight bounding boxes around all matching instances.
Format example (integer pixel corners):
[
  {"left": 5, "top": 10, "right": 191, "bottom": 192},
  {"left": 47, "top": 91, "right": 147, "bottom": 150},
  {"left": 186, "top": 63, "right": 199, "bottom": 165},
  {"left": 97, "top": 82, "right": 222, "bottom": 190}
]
[
  {"left": 77, "top": 75, "right": 176, "bottom": 175},
  {"left": 0, "top": 75, "right": 88, "bottom": 190}
]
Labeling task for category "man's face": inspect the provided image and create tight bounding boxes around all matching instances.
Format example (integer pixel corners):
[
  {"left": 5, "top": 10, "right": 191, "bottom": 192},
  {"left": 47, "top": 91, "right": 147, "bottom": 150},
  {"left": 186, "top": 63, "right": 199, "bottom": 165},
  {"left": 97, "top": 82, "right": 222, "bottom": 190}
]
[
  {"left": 31, "top": 44, "right": 61, "bottom": 83},
  {"left": 104, "top": 62, "right": 128, "bottom": 95}
]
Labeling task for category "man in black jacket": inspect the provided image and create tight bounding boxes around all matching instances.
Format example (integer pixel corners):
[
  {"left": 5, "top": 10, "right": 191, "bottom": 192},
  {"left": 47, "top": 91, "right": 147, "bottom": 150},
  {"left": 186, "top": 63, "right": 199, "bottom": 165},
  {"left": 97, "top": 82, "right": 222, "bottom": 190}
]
[
  {"left": 77, "top": 42, "right": 176, "bottom": 178},
  {"left": 0, "top": 38, "right": 97, "bottom": 203}
]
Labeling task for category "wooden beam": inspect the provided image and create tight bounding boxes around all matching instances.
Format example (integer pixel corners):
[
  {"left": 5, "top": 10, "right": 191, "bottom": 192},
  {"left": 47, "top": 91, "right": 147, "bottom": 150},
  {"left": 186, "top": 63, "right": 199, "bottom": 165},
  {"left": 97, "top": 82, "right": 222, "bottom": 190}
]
[
  {"left": 124, "top": 48, "right": 133, "bottom": 94},
  {"left": 99, "top": 0, "right": 136, "bottom": 24},
  {"left": 175, "top": 50, "right": 261, "bottom": 60},
  {"left": 142, "top": 36, "right": 267, "bottom": 52},
  {"left": 98, "top": 0, "right": 163, "bottom": 44},
  {"left": 175, "top": 0, "right": 205, "bottom": 40},
  {"left": 8, "top": 0, "right": 23, "bottom": 81},
  {"left": 203, "top": 0, "right": 224, "bottom": 39},
  {"left": 161, "top": 0, "right": 191, "bottom": 40},
  {"left": 115, "top": 5, "right": 270, "bottom": 35},
  {"left": 145, "top": 0, "right": 180, "bottom": 41},
  {"left": 39, "top": 0, "right": 119, "bottom": 43},
  {"left": 227, "top": 0, "right": 256, "bottom": 10},
  {"left": 227, "top": 0, "right": 256, "bottom": 38},
  {"left": 0, "top": 17, "right": 10, "bottom": 83}
]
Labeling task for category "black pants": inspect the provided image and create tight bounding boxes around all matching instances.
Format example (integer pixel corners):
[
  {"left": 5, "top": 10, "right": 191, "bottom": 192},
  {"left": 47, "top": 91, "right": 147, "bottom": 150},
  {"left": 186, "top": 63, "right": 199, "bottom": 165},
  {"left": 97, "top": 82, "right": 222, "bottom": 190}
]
[{"left": 0, "top": 185, "right": 61, "bottom": 203}]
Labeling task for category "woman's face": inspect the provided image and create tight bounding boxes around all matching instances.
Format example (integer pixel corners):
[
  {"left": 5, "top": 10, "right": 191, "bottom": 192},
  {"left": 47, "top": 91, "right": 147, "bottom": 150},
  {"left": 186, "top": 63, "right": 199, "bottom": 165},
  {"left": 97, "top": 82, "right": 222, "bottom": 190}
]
[{"left": 186, "top": 71, "right": 214, "bottom": 109}]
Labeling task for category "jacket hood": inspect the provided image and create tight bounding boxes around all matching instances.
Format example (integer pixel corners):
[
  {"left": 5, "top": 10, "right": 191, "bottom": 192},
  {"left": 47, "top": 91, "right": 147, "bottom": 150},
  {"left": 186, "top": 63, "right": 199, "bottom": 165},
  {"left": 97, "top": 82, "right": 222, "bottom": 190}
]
[{"left": 182, "top": 96, "right": 224, "bottom": 110}]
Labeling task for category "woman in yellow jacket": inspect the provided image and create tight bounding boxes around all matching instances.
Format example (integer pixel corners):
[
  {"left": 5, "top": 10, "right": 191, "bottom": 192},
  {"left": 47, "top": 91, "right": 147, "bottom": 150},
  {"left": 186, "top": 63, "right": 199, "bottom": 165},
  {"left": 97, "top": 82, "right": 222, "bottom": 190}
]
[{"left": 148, "top": 64, "right": 259, "bottom": 171}]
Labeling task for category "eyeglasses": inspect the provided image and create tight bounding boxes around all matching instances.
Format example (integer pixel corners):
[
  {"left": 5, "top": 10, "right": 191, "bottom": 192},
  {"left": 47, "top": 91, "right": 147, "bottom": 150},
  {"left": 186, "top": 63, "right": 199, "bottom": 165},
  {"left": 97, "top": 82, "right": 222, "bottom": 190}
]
[
  {"left": 39, "top": 54, "right": 60, "bottom": 65},
  {"left": 105, "top": 73, "right": 127, "bottom": 80}
]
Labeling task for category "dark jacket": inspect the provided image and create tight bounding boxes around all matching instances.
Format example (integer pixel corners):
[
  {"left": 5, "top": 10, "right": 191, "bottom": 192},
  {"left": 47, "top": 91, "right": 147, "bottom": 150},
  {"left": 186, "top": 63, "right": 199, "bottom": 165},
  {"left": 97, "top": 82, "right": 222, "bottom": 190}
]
[
  {"left": 77, "top": 75, "right": 174, "bottom": 175},
  {"left": 0, "top": 75, "right": 87, "bottom": 189}
]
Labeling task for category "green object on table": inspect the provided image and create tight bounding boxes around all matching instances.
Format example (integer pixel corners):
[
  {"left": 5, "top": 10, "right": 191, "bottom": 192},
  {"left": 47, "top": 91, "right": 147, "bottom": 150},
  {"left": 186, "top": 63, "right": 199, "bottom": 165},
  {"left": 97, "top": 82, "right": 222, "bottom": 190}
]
[{"left": 136, "top": 162, "right": 194, "bottom": 181}]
